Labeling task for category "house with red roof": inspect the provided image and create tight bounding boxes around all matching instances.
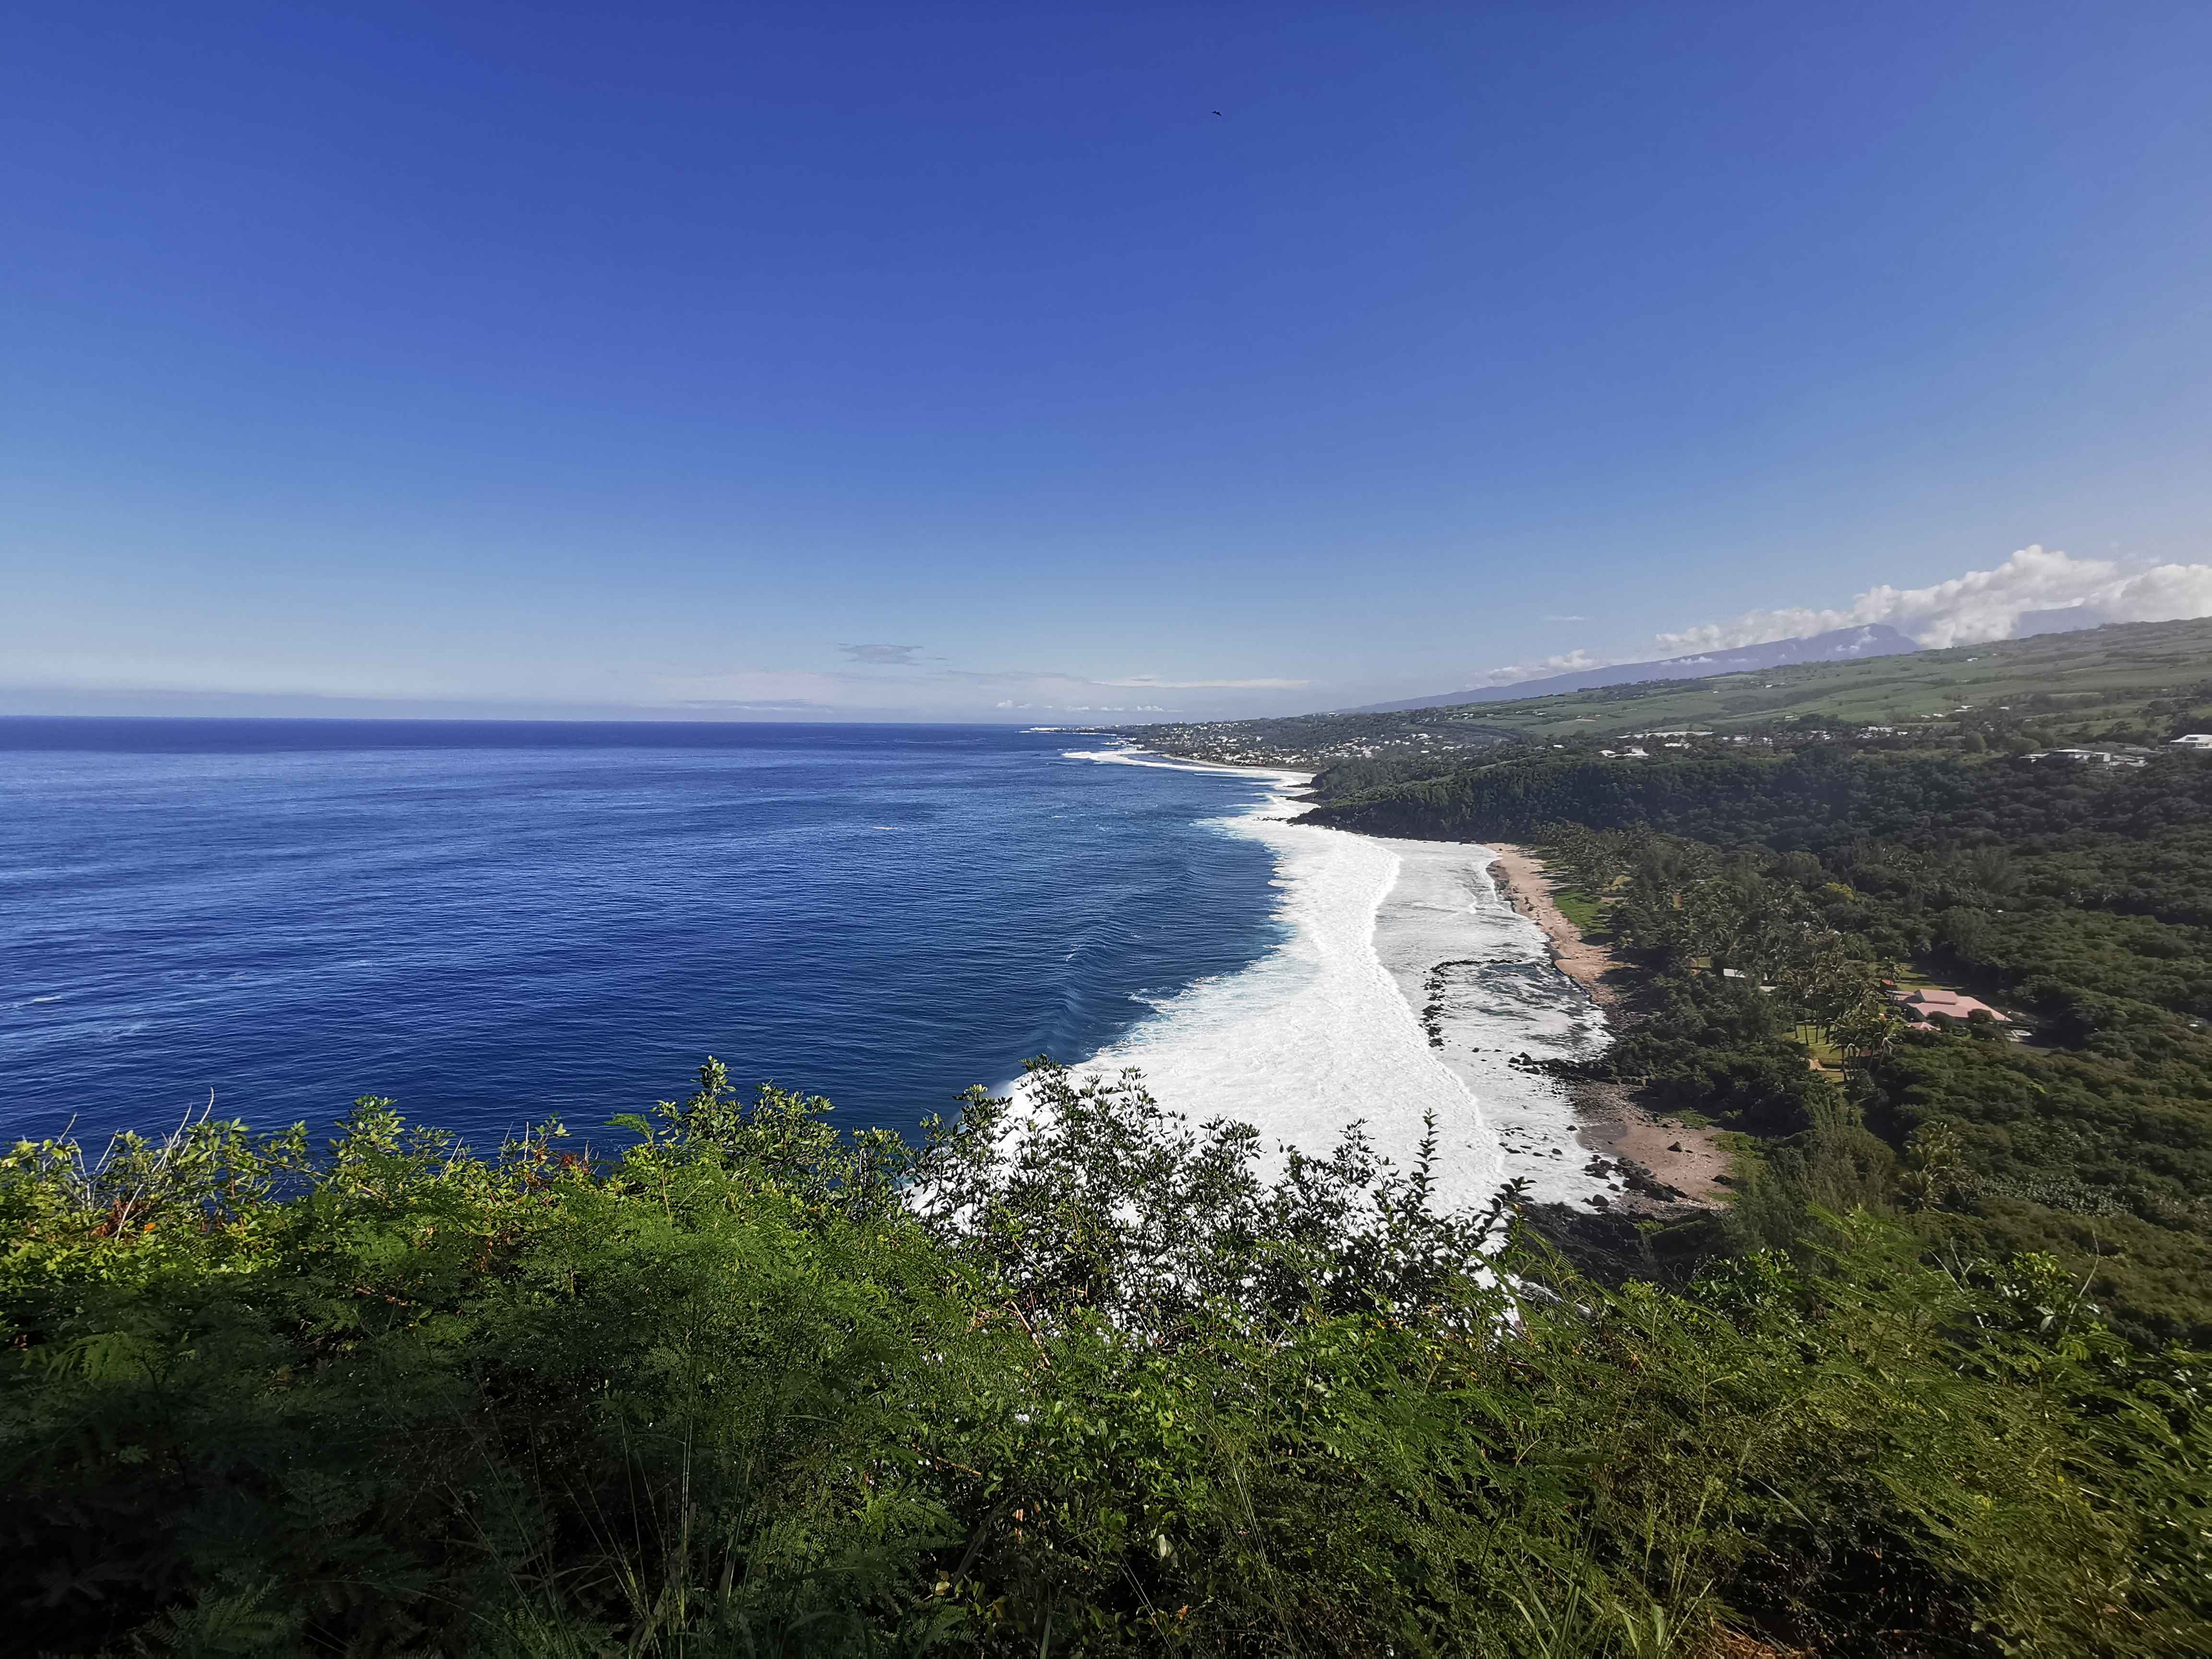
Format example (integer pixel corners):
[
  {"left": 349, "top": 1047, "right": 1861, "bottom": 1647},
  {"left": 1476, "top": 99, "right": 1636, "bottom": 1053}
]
[{"left": 1886, "top": 984, "right": 2010, "bottom": 1028}]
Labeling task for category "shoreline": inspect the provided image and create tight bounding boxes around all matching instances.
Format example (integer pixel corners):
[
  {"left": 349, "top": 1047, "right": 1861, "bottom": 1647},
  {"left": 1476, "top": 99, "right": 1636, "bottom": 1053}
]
[
  {"left": 1483, "top": 843, "right": 1730, "bottom": 1211},
  {"left": 1061, "top": 749, "right": 1509, "bottom": 1206},
  {"left": 1076, "top": 747, "right": 1724, "bottom": 1216},
  {"left": 1366, "top": 836, "right": 1612, "bottom": 1209},
  {"left": 1483, "top": 844, "right": 1622, "bottom": 1006}
]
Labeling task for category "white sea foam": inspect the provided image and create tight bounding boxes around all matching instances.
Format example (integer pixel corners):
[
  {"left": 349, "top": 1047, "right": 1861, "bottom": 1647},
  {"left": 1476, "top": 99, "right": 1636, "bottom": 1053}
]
[
  {"left": 1370, "top": 839, "right": 1613, "bottom": 1207},
  {"left": 1059, "top": 748, "right": 1613, "bottom": 1211},
  {"left": 1058, "top": 748, "right": 1289, "bottom": 779}
]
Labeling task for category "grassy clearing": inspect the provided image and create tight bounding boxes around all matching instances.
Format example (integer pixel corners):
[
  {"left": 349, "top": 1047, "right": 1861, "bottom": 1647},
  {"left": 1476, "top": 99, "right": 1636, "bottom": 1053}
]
[{"left": 1551, "top": 884, "right": 1610, "bottom": 934}]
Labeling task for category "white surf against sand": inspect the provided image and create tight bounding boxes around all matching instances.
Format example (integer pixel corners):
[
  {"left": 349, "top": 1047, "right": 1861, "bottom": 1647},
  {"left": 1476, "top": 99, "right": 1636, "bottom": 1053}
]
[
  {"left": 1060, "top": 750, "right": 1611, "bottom": 1211},
  {"left": 1368, "top": 837, "right": 1613, "bottom": 1207}
]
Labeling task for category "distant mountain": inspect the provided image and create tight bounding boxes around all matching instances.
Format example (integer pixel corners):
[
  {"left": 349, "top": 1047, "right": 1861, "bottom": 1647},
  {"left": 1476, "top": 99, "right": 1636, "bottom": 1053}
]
[{"left": 1343, "top": 624, "right": 1921, "bottom": 713}]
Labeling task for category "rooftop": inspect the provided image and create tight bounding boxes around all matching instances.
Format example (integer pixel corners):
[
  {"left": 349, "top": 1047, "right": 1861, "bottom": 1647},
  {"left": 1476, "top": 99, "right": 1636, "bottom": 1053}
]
[{"left": 1888, "top": 985, "right": 2010, "bottom": 1026}]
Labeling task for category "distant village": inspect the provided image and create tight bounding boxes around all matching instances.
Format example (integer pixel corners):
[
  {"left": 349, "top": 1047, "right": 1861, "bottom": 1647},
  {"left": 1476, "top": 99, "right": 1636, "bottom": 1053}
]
[{"left": 1122, "top": 710, "right": 2212, "bottom": 776}]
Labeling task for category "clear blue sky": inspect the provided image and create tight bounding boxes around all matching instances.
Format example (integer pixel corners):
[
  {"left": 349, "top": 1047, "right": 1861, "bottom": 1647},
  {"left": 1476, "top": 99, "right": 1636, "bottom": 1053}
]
[{"left": 6, "top": 2, "right": 2210, "bottom": 720}]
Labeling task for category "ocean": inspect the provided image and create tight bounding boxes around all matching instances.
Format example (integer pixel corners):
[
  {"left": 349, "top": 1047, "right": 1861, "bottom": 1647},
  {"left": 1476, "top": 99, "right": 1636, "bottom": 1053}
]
[{"left": 0, "top": 719, "right": 1609, "bottom": 1207}]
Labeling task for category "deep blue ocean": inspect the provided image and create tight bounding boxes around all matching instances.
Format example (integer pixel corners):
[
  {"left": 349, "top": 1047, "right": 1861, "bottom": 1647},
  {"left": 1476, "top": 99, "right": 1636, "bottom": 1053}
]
[{"left": 0, "top": 720, "right": 1281, "bottom": 1150}]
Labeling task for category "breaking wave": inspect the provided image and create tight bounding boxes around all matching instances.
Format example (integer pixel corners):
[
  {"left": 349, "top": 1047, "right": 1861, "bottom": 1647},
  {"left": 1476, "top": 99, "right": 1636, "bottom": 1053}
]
[{"left": 1057, "top": 752, "right": 1610, "bottom": 1212}]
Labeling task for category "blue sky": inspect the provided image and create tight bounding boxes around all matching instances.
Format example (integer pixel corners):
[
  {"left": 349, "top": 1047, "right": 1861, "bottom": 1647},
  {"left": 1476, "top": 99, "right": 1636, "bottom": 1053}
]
[{"left": 6, "top": 1, "right": 2210, "bottom": 720}]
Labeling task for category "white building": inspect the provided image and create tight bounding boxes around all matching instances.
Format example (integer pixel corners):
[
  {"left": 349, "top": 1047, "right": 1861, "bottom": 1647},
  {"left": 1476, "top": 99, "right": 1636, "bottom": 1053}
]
[{"left": 2025, "top": 749, "right": 2147, "bottom": 769}]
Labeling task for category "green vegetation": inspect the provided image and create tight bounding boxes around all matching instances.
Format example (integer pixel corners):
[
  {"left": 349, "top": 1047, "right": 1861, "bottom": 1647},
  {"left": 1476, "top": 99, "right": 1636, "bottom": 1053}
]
[
  {"left": 1548, "top": 883, "right": 1611, "bottom": 935},
  {"left": 1131, "top": 617, "right": 2212, "bottom": 1347},
  {"left": 1083, "top": 613, "right": 2212, "bottom": 1650},
  {"left": 6, "top": 1066, "right": 2208, "bottom": 1655},
  {"left": 1132, "top": 616, "right": 2212, "bottom": 776},
  {"left": 13, "top": 616, "right": 2212, "bottom": 1653},
  {"left": 1306, "top": 744, "right": 2212, "bottom": 1343},
  {"left": 1552, "top": 819, "right": 2207, "bottom": 1337}
]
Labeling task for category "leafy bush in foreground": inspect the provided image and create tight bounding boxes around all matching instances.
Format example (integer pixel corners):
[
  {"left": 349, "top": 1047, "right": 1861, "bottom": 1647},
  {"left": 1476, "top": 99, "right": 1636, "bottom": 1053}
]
[{"left": 3, "top": 1063, "right": 2206, "bottom": 1656}]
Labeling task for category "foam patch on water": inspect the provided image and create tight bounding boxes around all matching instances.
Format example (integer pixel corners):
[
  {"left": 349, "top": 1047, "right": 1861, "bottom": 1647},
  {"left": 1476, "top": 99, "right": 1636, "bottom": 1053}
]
[
  {"left": 1059, "top": 749, "right": 1613, "bottom": 1212},
  {"left": 1370, "top": 839, "right": 1613, "bottom": 1207},
  {"left": 1057, "top": 752, "right": 1495, "bottom": 1205},
  {"left": 1058, "top": 748, "right": 1290, "bottom": 779}
]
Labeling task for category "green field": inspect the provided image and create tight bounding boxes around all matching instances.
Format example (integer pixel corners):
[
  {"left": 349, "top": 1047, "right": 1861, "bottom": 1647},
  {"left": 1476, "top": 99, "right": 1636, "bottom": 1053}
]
[
  {"left": 1470, "top": 614, "right": 2212, "bottom": 740},
  {"left": 1127, "top": 615, "right": 2212, "bottom": 767}
]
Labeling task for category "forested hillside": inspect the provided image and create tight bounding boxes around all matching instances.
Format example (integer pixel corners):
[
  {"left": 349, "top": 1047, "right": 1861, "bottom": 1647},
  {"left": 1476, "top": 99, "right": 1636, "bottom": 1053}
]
[{"left": 1300, "top": 668, "right": 2212, "bottom": 1343}]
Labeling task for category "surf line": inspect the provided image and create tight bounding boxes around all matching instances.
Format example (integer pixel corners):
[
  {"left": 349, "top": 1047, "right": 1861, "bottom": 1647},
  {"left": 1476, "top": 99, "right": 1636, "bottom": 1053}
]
[{"left": 1055, "top": 746, "right": 1611, "bottom": 1212}]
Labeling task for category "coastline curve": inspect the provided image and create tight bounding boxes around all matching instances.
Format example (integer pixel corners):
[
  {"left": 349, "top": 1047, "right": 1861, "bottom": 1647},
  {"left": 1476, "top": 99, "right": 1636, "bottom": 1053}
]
[{"left": 1060, "top": 748, "right": 1614, "bottom": 1211}]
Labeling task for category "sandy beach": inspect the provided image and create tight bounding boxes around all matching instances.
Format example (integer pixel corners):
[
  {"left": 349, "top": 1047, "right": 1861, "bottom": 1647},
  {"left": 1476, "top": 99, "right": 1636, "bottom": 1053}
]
[
  {"left": 1484, "top": 844, "right": 1623, "bottom": 1006},
  {"left": 1065, "top": 754, "right": 1516, "bottom": 1209},
  {"left": 1366, "top": 837, "right": 1611, "bottom": 1208},
  {"left": 1482, "top": 843, "right": 1730, "bottom": 1210},
  {"left": 1071, "top": 750, "right": 1731, "bottom": 1216},
  {"left": 1573, "top": 1089, "right": 1732, "bottom": 1209}
]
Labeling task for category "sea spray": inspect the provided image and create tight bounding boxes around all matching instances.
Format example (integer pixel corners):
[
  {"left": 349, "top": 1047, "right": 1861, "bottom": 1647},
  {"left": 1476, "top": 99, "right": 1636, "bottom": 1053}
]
[
  {"left": 1370, "top": 838, "right": 1613, "bottom": 1207},
  {"left": 1063, "top": 748, "right": 1614, "bottom": 1212}
]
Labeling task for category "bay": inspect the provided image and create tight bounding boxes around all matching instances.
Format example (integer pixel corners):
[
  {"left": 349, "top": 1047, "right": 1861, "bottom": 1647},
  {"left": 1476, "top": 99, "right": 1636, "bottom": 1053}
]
[{"left": 0, "top": 719, "right": 1280, "bottom": 1148}]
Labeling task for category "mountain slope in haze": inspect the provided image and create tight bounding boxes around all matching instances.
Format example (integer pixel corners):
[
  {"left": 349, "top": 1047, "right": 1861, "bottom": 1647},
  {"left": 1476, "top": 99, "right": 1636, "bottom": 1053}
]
[
  {"left": 1346, "top": 624, "right": 1921, "bottom": 713},
  {"left": 1122, "top": 615, "right": 2212, "bottom": 779}
]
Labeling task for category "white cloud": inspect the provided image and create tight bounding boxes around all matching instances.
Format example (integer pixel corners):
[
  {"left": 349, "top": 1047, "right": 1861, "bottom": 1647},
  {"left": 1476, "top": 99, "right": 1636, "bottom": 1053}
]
[
  {"left": 1466, "top": 649, "right": 1602, "bottom": 688},
  {"left": 1461, "top": 544, "right": 2212, "bottom": 696},
  {"left": 1653, "top": 545, "right": 2212, "bottom": 653}
]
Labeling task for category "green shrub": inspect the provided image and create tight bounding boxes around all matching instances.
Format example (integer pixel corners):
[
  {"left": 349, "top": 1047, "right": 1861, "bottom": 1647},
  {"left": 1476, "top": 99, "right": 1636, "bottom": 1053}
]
[{"left": 3, "top": 1065, "right": 2205, "bottom": 1656}]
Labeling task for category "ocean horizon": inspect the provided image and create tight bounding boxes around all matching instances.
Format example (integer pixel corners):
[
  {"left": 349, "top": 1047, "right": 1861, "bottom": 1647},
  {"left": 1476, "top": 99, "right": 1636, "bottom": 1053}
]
[
  {"left": 1, "top": 716, "right": 1607, "bottom": 1208},
  {"left": 1, "top": 719, "right": 1290, "bottom": 1148}
]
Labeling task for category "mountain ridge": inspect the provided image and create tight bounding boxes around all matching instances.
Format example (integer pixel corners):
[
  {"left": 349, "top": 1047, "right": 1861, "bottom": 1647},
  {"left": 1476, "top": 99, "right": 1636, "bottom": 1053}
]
[{"left": 1342, "top": 623, "right": 1922, "bottom": 713}]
